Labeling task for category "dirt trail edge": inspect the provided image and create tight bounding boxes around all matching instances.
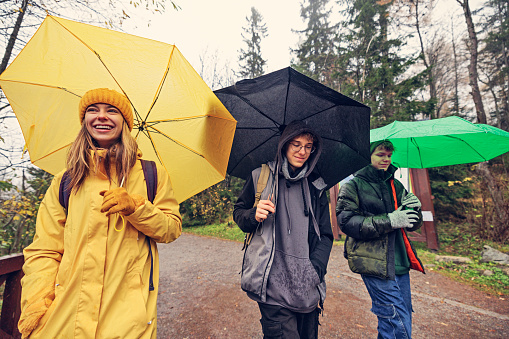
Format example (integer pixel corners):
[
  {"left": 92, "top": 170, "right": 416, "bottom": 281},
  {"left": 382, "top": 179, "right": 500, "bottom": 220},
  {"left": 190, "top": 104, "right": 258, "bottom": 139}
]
[{"left": 156, "top": 233, "right": 509, "bottom": 338}]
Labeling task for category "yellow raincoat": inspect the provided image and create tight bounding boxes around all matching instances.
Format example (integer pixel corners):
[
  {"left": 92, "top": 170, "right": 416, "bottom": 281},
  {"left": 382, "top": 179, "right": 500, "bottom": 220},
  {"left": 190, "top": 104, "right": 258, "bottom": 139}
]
[{"left": 19, "top": 151, "right": 182, "bottom": 338}]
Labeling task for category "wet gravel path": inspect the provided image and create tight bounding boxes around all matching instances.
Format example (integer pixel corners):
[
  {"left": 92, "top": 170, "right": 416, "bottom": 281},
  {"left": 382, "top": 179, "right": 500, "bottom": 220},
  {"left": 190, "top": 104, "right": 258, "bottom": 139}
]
[{"left": 156, "top": 233, "right": 509, "bottom": 338}]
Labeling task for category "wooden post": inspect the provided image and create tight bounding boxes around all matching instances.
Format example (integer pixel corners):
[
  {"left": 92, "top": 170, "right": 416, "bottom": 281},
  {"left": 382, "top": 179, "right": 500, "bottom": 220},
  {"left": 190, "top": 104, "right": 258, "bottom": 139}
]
[
  {"left": 329, "top": 184, "right": 342, "bottom": 240},
  {"left": 409, "top": 168, "right": 439, "bottom": 251},
  {"left": 1, "top": 253, "right": 24, "bottom": 339}
]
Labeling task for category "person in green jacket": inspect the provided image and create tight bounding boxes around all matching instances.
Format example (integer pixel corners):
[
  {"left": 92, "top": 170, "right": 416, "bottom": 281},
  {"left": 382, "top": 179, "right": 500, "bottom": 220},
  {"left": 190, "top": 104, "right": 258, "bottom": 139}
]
[{"left": 336, "top": 140, "right": 425, "bottom": 339}]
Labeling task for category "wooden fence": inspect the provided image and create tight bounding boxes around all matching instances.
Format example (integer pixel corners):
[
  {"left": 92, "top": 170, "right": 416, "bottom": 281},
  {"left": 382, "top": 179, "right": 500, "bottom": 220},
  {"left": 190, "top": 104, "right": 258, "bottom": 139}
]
[{"left": 0, "top": 253, "right": 23, "bottom": 339}]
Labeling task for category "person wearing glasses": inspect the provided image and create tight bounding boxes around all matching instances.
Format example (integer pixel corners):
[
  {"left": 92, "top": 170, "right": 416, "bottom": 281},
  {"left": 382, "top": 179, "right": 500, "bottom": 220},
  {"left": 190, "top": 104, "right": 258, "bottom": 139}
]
[{"left": 233, "top": 120, "right": 334, "bottom": 338}]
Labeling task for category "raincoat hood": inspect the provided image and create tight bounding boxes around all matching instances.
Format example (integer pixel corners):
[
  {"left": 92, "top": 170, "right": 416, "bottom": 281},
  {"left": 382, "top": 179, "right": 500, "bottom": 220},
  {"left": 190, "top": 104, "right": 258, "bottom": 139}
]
[{"left": 276, "top": 120, "right": 322, "bottom": 178}]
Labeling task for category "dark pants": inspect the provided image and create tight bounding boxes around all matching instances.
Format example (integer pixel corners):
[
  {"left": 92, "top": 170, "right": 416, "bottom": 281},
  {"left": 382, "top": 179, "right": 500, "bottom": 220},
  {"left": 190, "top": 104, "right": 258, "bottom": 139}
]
[{"left": 258, "top": 303, "right": 320, "bottom": 339}]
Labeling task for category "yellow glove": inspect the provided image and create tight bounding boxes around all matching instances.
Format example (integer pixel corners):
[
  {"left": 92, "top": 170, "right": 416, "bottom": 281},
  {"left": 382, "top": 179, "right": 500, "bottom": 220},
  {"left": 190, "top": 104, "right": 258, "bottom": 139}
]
[
  {"left": 100, "top": 187, "right": 145, "bottom": 216},
  {"left": 18, "top": 286, "right": 55, "bottom": 338}
]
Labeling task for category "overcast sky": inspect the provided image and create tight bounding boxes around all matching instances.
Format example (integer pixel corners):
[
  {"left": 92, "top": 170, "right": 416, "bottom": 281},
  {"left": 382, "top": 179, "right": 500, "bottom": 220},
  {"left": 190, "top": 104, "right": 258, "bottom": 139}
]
[
  {"left": 122, "top": 0, "right": 306, "bottom": 77},
  {"left": 121, "top": 0, "right": 484, "bottom": 83},
  {"left": 0, "top": 0, "right": 486, "bottom": 178}
]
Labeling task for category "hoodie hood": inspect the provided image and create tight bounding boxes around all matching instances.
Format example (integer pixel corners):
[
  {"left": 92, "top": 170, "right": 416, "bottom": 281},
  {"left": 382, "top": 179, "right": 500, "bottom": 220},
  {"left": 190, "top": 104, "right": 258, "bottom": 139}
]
[{"left": 276, "top": 120, "right": 322, "bottom": 178}]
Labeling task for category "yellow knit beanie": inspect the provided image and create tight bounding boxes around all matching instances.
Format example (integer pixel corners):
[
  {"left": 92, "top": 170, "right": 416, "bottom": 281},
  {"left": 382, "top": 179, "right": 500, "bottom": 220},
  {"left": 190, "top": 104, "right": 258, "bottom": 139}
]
[{"left": 78, "top": 88, "right": 134, "bottom": 131}]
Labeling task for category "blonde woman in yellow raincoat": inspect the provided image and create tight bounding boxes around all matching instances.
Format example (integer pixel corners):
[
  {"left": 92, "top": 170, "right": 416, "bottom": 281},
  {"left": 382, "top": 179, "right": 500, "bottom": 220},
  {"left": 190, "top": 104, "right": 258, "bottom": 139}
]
[{"left": 17, "top": 88, "right": 182, "bottom": 338}]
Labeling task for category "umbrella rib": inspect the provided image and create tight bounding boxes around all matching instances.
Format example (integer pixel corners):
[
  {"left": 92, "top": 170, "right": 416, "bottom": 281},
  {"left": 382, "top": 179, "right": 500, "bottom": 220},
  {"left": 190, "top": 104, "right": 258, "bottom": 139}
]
[
  {"left": 229, "top": 132, "right": 279, "bottom": 174},
  {"left": 283, "top": 74, "right": 291, "bottom": 125},
  {"left": 302, "top": 105, "right": 345, "bottom": 121},
  {"left": 50, "top": 16, "right": 144, "bottom": 124},
  {"left": 321, "top": 136, "right": 370, "bottom": 159},
  {"left": 137, "top": 116, "right": 213, "bottom": 132},
  {"left": 410, "top": 138, "right": 424, "bottom": 168},
  {"left": 282, "top": 69, "right": 347, "bottom": 122},
  {"left": 138, "top": 128, "right": 165, "bottom": 164},
  {"left": 143, "top": 46, "right": 176, "bottom": 123},
  {"left": 29, "top": 142, "right": 73, "bottom": 163},
  {"left": 236, "top": 126, "right": 280, "bottom": 131},
  {"left": 0, "top": 80, "right": 82, "bottom": 97},
  {"left": 445, "top": 135, "right": 487, "bottom": 161},
  {"left": 232, "top": 93, "right": 280, "bottom": 127},
  {"left": 147, "top": 125, "right": 205, "bottom": 158}
]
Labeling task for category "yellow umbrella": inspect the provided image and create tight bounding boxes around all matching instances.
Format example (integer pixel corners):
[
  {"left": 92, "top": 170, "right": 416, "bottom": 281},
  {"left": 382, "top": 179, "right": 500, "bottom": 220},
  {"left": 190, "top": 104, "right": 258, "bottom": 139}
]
[{"left": 0, "top": 15, "right": 236, "bottom": 203}]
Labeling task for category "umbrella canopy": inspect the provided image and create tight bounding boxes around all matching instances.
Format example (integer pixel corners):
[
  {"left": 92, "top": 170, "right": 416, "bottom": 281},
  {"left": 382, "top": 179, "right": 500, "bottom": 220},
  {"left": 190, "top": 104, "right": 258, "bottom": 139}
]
[
  {"left": 214, "top": 67, "right": 371, "bottom": 188},
  {"left": 370, "top": 116, "right": 509, "bottom": 168},
  {"left": 0, "top": 15, "right": 236, "bottom": 203}
]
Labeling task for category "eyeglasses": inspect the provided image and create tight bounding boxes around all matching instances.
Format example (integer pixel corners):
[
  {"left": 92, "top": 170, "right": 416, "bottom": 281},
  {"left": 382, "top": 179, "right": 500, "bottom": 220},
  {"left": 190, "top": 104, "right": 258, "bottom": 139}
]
[{"left": 289, "top": 142, "right": 315, "bottom": 154}]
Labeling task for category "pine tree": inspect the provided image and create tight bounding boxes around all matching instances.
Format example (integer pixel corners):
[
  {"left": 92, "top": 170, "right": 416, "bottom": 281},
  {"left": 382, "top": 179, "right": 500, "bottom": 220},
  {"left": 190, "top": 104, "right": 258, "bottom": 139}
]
[
  {"left": 237, "top": 7, "right": 268, "bottom": 79},
  {"left": 292, "top": 0, "right": 338, "bottom": 87},
  {"left": 334, "top": 0, "right": 430, "bottom": 127}
]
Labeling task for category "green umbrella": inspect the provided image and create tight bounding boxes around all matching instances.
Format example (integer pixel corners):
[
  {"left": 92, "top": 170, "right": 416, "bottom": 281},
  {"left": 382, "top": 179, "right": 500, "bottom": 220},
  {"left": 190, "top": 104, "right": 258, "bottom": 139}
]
[{"left": 370, "top": 116, "right": 509, "bottom": 168}]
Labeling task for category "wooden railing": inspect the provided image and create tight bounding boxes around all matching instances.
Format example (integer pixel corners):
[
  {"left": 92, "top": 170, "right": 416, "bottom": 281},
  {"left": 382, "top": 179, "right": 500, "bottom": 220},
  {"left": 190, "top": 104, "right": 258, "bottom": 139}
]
[{"left": 0, "top": 253, "right": 23, "bottom": 339}]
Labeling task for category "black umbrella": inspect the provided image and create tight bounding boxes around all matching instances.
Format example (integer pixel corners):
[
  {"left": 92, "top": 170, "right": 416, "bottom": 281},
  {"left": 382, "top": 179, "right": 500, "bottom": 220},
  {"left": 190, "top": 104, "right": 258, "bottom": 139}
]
[{"left": 214, "top": 67, "right": 371, "bottom": 189}]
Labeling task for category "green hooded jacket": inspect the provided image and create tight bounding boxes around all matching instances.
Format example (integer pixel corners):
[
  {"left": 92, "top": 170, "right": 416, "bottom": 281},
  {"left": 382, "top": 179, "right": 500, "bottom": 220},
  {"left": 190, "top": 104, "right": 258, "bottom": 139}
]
[{"left": 335, "top": 164, "right": 424, "bottom": 280}]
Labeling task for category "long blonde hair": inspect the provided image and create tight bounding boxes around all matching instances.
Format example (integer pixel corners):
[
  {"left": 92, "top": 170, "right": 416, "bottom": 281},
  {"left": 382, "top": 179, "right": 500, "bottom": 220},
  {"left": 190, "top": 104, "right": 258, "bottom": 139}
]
[{"left": 66, "top": 122, "right": 138, "bottom": 192}]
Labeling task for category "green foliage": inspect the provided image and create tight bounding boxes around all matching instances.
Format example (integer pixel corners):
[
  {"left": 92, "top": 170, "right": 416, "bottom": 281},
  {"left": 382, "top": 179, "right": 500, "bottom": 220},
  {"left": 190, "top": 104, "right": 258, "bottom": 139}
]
[
  {"left": 0, "top": 167, "right": 52, "bottom": 255},
  {"left": 179, "top": 175, "right": 245, "bottom": 227},
  {"left": 237, "top": 7, "right": 268, "bottom": 79},
  {"left": 0, "top": 180, "right": 14, "bottom": 192},
  {"left": 428, "top": 154, "right": 509, "bottom": 242},
  {"left": 429, "top": 155, "right": 509, "bottom": 243},
  {"left": 183, "top": 222, "right": 245, "bottom": 242},
  {"left": 292, "top": 0, "right": 338, "bottom": 86},
  {"left": 432, "top": 261, "right": 509, "bottom": 296},
  {"left": 334, "top": 0, "right": 431, "bottom": 126},
  {"left": 428, "top": 164, "right": 476, "bottom": 222},
  {"left": 414, "top": 220, "right": 509, "bottom": 296}
]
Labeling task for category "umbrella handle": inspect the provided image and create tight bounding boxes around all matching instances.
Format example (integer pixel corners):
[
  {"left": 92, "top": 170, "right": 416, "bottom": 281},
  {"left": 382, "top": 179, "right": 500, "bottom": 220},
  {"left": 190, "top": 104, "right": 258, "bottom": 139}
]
[
  {"left": 114, "top": 176, "right": 127, "bottom": 232},
  {"left": 115, "top": 215, "right": 126, "bottom": 232}
]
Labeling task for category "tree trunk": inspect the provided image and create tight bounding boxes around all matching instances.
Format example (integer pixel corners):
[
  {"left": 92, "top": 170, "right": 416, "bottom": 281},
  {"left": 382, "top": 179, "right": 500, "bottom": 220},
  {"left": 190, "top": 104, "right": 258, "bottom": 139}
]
[
  {"left": 0, "top": 0, "right": 29, "bottom": 75},
  {"left": 500, "top": 87, "right": 509, "bottom": 131},
  {"left": 457, "top": 0, "right": 487, "bottom": 124},
  {"left": 496, "top": 0, "right": 509, "bottom": 130},
  {"left": 413, "top": 0, "right": 437, "bottom": 119},
  {"left": 451, "top": 23, "right": 460, "bottom": 116}
]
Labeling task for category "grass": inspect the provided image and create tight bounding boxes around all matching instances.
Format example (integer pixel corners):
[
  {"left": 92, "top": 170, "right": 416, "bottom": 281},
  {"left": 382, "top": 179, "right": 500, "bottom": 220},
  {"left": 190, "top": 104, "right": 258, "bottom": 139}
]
[
  {"left": 184, "top": 221, "right": 245, "bottom": 242},
  {"left": 183, "top": 220, "right": 509, "bottom": 297},
  {"left": 413, "top": 221, "right": 509, "bottom": 297}
]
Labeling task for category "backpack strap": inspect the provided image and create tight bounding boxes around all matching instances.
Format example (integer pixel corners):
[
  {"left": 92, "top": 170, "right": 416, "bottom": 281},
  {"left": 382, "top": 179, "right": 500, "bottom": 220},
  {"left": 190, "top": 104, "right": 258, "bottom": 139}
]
[
  {"left": 59, "top": 160, "right": 158, "bottom": 209},
  {"left": 58, "top": 170, "right": 72, "bottom": 211},
  {"left": 58, "top": 160, "right": 159, "bottom": 291},
  {"left": 242, "top": 164, "right": 270, "bottom": 251},
  {"left": 140, "top": 159, "right": 158, "bottom": 291},
  {"left": 140, "top": 159, "right": 157, "bottom": 204},
  {"left": 253, "top": 164, "right": 270, "bottom": 208}
]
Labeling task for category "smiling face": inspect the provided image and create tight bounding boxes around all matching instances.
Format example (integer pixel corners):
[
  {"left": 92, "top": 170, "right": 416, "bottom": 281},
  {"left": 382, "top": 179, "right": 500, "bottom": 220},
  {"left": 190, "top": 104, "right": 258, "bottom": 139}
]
[
  {"left": 371, "top": 145, "right": 393, "bottom": 171},
  {"left": 285, "top": 135, "right": 314, "bottom": 170},
  {"left": 84, "top": 103, "right": 124, "bottom": 148}
]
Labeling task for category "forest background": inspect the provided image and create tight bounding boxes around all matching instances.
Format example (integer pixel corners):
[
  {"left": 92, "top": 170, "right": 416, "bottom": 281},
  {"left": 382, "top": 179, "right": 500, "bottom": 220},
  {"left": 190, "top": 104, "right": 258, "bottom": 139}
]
[{"left": 0, "top": 0, "right": 508, "bottom": 295}]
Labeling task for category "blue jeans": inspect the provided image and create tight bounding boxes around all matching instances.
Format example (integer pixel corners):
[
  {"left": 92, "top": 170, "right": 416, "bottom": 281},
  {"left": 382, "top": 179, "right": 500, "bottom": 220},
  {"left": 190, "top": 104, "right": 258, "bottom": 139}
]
[{"left": 361, "top": 273, "right": 413, "bottom": 339}]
